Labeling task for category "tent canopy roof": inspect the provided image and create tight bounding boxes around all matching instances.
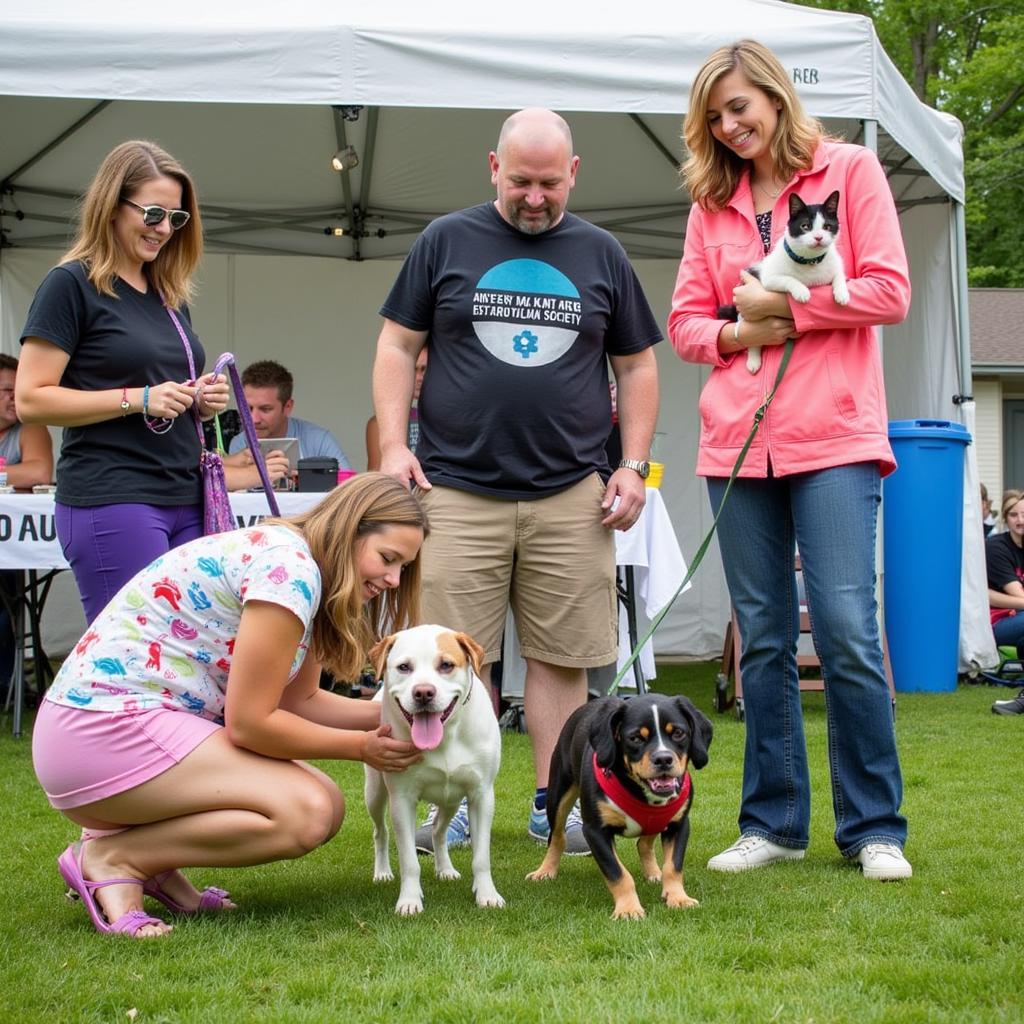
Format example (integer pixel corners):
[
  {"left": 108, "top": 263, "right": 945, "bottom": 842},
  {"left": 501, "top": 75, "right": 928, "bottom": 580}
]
[{"left": 0, "top": 0, "right": 963, "bottom": 261}]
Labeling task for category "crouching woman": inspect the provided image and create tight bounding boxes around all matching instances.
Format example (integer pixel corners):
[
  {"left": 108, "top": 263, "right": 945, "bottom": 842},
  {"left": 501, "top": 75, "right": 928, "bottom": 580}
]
[{"left": 32, "top": 472, "right": 426, "bottom": 937}]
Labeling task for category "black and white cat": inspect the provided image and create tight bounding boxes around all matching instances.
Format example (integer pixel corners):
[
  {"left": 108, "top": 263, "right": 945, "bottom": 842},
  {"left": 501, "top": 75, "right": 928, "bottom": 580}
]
[{"left": 719, "top": 190, "right": 848, "bottom": 373}]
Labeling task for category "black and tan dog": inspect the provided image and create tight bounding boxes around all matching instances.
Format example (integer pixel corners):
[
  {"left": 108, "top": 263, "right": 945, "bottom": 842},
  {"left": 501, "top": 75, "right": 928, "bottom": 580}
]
[{"left": 527, "top": 693, "right": 712, "bottom": 919}]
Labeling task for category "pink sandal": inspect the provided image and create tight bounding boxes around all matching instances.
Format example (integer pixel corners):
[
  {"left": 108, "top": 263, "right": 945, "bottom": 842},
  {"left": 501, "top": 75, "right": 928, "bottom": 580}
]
[
  {"left": 57, "top": 843, "right": 168, "bottom": 937},
  {"left": 143, "top": 871, "right": 232, "bottom": 915}
]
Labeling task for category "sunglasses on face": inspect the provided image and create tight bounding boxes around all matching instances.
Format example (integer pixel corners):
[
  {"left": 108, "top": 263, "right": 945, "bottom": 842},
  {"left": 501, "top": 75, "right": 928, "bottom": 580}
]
[{"left": 122, "top": 198, "right": 191, "bottom": 230}]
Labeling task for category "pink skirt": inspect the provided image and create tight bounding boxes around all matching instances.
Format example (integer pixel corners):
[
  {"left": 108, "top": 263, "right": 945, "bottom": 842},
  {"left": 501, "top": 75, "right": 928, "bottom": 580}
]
[{"left": 32, "top": 699, "right": 221, "bottom": 810}]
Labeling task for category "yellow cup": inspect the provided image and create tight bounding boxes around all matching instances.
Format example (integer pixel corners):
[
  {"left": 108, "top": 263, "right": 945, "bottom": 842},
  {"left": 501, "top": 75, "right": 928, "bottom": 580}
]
[{"left": 647, "top": 461, "right": 664, "bottom": 489}]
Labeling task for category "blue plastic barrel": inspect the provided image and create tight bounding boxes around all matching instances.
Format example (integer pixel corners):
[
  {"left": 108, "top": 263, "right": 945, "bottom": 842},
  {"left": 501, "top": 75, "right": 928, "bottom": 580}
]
[{"left": 883, "top": 420, "right": 971, "bottom": 692}]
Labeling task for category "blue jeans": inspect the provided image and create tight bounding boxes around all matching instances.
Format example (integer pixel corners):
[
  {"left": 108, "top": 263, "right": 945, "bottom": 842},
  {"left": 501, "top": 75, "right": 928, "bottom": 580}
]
[
  {"left": 708, "top": 463, "right": 907, "bottom": 856},
  {"left": 992, "top": 613, "right": 1024, "bottom": 657}
]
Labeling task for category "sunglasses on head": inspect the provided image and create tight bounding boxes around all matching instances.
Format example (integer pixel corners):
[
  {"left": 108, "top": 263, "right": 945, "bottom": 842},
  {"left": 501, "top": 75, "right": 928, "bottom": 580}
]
[{"left": 122, "top": 198, "right": 191, "bottom": 230}]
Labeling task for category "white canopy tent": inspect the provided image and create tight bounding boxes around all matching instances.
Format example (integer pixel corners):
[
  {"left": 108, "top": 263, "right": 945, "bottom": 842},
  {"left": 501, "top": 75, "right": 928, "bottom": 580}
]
[{"left": 0, "top": 0, "right": 995, "bottom": 671}]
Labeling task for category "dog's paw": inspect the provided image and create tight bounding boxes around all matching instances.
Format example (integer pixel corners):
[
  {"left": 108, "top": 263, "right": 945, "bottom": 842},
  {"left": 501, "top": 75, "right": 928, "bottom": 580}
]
[
  {"left": 663, "top": 889, "right": 700, "bottom": 909},
  {"left": 474, "top": 887, "right": 506, "bottom": 909},
  {"left": 435, "top": 865, "right": 461, "bottom": 881},
  {"left": 372, "top": 867, "right": 394, "bottom": 884},
  {"left": 395, "top": 896, "right": 424, "bottom": 916},
  {"left": 525, "top": 866, "right": 557, "bottom": 882},
  {"left": 644, "top": 869, "right": 663, "bottom": 884},
  {"left": 611, "top": 900, "right": 646, "bottom": 920}
]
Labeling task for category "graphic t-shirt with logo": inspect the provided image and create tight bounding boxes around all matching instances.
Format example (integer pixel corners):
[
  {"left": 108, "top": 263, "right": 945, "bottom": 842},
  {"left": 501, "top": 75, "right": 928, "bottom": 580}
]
[
  {"left": 45, "top": 525, "right": 321, "bottom": 721},
  {"left": 380, "top": 203, "right": 661, "bottom": 499}
]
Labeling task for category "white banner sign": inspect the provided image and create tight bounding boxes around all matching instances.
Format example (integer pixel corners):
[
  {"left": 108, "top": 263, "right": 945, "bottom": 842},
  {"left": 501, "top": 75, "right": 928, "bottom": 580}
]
[{"left": 0, "top": 492, "right": 326, "bottom": 570}]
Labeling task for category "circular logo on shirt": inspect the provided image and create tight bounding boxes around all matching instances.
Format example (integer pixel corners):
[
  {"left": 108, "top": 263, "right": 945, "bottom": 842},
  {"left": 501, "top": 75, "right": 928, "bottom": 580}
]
[{"left": 471, "top": 259, "right": 582, "bottom": 367}]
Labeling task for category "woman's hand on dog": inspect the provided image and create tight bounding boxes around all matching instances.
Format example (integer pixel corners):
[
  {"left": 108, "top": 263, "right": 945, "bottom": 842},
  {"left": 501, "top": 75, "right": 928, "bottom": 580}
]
[{"left": 362, "top": 723, "right": 422, "bottom": 772}]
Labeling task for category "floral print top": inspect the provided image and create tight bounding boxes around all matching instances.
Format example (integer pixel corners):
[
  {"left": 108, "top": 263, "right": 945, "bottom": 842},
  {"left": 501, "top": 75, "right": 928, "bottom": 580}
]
[{"left": 47, "top": 525, "right": 321, "bottom": 721}]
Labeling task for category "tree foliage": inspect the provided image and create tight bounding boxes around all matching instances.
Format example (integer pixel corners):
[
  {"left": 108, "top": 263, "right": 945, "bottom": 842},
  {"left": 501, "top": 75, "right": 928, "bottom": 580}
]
[{"left": 792, "top": 0, "right": 1024, "bottom": 285}]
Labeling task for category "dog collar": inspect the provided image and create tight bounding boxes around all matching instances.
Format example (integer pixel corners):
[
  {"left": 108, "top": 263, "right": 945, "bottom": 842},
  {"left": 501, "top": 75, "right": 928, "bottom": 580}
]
[
  {"left": 783, "top": 238, "right": 827, "bottom": 265},
  {"left": 592, "top": 752, "right": 691, "bottom": 836}
]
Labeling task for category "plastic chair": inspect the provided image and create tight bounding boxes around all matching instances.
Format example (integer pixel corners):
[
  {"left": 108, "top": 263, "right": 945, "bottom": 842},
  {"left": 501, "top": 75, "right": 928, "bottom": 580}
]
[{"left": 970, "top": 646, "right": 1024, "bottom": 688}]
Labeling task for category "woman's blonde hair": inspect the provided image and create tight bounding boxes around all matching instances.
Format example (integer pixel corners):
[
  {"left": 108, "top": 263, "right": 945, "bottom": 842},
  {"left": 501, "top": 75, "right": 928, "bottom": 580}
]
[
  {"left": 61, "top": 140, "right": 203, "bottom": 309},
  {"left": 682, "top": 39, "right": 825, "bottom": 212},
  {"left": 269, "top": 473, "right": 429, "bottom": 682},
  {"left": 1001, "top": 489, "right": 1024, "bottom": 523}
]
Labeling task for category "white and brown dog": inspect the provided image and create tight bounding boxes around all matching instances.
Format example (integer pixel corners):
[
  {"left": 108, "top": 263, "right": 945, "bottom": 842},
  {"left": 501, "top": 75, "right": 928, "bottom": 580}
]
[{"left": 364, "top": 624, "right": 505, "bottom": 915}]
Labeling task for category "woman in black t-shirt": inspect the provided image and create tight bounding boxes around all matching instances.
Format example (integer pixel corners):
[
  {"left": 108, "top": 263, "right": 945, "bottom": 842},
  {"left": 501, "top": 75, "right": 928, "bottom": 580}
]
[
  {"left": 986, "top": 489, "right": 1024, "bottom": 657},
  {"left": 17, "top": 141, "right": 229, "bottom": 622}
]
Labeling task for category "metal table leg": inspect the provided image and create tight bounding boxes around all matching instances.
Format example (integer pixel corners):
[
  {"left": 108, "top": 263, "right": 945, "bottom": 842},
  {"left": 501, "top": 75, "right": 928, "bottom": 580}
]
[{"left": 619, "top": 565, "right": 646, "bottom": 694}]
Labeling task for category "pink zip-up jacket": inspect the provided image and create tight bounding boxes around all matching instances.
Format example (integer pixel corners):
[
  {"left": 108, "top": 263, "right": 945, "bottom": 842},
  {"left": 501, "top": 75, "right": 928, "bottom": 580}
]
[{"left": 668, "top": 141, "right": 910, "bottom": 479}]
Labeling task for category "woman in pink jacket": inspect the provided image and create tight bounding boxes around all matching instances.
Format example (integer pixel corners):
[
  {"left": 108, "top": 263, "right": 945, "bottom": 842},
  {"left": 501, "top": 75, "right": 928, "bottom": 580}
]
[{"left": 669, "top": 40, "right": 912, "bottom": 881}]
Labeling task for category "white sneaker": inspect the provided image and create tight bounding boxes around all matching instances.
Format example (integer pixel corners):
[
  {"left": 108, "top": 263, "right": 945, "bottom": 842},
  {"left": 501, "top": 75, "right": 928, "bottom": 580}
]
[
  {"left": 856, "top": 843, "right": 912, "bottom": 881},
  {"left": 707, "top": 834, "right": 806, "bottom": 872}
]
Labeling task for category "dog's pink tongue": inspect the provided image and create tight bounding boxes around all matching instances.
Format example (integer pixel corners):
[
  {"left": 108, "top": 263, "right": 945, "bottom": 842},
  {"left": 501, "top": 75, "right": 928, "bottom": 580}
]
[{"left": 411, "top": 711, "right": 444, "bottom": 750}]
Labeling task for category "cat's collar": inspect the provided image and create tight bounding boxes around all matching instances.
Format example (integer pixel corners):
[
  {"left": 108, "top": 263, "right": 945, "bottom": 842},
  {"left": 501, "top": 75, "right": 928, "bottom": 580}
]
[{"left": 783, "top": 239, "right": 827, "bottom": 265}]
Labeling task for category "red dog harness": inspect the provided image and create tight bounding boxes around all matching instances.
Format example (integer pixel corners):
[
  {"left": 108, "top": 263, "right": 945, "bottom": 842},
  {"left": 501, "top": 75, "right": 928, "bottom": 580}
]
[{"left": 592, "top": 752, "right": 692, "bottom": 836}]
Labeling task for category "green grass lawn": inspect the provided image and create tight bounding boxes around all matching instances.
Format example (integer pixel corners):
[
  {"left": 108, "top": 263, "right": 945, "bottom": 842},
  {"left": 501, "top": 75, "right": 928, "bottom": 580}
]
[{"left": 1, "top": 665, "right": 1020, "bottom": 1024}]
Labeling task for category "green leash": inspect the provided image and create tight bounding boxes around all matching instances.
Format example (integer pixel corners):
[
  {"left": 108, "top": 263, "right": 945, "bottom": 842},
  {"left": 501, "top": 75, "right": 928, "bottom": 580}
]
[
  {"left": 213, "top": 413, "right": 227, "bottom": 456},
  {"left": 608, "top": 339, "right": 794, "bottom": 695}
]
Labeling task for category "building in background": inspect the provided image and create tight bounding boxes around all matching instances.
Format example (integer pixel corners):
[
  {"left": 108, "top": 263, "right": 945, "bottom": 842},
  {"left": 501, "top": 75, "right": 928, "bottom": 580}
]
[{"left": 971, "top": 288, "right": 1024, "bottom": 505}]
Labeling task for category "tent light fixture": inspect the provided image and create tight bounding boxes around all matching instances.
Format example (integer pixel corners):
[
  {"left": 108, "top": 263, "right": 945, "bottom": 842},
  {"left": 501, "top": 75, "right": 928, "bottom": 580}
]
[
  {"left": 323, "top": 226, "right": 348, "bottom": 237},
  {"left": 331, "top": 145, "right": 359, "bottom": 173}
]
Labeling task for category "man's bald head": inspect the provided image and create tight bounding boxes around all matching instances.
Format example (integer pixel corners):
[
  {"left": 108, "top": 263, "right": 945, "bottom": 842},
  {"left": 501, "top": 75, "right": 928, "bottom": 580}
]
[
  {"left": 489, "top": 108, "right": 579, "bottom": 235},
  {"left": 496, "top": 108, "right": 574, "bottom": 161}
]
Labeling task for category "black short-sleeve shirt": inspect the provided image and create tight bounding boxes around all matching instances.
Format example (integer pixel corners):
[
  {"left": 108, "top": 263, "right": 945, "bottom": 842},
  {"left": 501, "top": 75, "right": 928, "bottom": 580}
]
[
  {"left": 986, "top": 530, "right": 1024, "bottom": 593},
  {"left": 20, "top": 261, "right": 205, "bottom": 507},
  {"left": 380, "top": 204, "right": 661, "bottom": 499}
]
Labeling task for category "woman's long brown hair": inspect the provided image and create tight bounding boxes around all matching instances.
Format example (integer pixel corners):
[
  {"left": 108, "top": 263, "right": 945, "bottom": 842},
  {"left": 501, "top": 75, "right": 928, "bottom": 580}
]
[
  {"left": 62, "top": 140, "right": 203, "bottom": 309},
  {"left": 268, "top": 473, "right": 429, "bottom": 681},
  {"left": 682, "top": 40, "right": 825, "bottom": 212}
]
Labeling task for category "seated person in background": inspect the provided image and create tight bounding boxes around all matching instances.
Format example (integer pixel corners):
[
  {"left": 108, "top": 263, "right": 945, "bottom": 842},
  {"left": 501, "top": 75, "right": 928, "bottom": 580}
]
[
  {"left": 0, "top": 354, "right": 54, "bottom": 489},
  {"left": 981, "top": 483, "right": 997, "bottom": 537},
  {"left": 0, "top": 353, "right": 55, "bottom": 686},
  {"left": 366, "top": 347, "right": 427, "bottom": 471},
  {"left": 987, "top": 489, "right": 1024, "bottom": 716},
  {"left": 224, "top": 360, "right": 351, "bottom": 490}
]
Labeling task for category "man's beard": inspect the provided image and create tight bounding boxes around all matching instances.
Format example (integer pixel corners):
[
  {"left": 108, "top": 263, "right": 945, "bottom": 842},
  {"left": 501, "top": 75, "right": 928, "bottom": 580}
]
[{"left": 504, "top": 200, "right": 556, "bottom": 235}]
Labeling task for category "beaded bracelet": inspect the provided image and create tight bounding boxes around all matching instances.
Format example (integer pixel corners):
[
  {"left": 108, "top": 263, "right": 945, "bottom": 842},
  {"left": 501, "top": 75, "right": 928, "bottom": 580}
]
[{"left": 142, "top": 384, "right": 173, "bottom": 435}]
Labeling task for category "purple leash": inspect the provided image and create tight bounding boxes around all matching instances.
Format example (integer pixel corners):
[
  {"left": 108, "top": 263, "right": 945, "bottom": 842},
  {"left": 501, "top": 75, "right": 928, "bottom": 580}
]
[{"left": 163, "top": 305, "right": 280, "bottom": 519}]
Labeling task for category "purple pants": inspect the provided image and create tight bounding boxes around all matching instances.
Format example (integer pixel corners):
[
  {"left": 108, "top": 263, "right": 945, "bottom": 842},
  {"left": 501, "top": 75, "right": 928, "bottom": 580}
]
[{"left": 55, "top": 502, "right": 203, "bottom": 623}]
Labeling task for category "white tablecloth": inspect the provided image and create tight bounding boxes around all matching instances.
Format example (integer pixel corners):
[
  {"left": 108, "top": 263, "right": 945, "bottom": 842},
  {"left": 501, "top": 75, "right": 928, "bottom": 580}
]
[
  {"left": 502, "top": 487, "right": 688, "bottom": 693},
  {"left": 0, "top": 491, "right": 325, "bottom": 570},
  {"left": 0, "top": 489, "right": 688, "bottom": 689}
]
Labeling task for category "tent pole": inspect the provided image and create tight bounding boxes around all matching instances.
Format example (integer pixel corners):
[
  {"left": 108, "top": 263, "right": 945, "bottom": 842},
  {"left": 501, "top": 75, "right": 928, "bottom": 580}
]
[
  {"left": 862, "top": 118, "right": 877, "bottom": 155},
  {"left": 360, "top": 107, "right": 380, "bottom": 223},
  {"left": 952, "top": 200, "right": 972, "bottom": 399},
  {"left": 331, "top": 107, "right": 361, "bottom": 259}
]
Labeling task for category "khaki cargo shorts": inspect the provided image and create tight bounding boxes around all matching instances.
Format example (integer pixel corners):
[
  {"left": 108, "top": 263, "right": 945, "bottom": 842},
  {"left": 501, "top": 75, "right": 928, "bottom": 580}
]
[{"left": 416, "top": 474, "right": 617, "bottom": 667}]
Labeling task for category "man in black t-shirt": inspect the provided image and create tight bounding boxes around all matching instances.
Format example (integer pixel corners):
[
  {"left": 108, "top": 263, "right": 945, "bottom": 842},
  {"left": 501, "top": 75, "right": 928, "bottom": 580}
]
[{"left": 372, "top": 108, "right": 661, "bottom": 851}]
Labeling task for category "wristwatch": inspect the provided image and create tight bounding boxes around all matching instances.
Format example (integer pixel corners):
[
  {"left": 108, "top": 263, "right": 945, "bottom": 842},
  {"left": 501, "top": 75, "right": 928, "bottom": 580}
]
[{"left": 618, "top": 458, "right": 651, "bottom": 479}]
